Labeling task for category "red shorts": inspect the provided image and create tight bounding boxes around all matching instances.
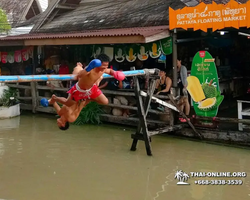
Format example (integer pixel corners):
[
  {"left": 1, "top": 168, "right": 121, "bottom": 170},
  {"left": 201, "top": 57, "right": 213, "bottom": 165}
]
[{"left": 67, "top": 83, "right": 102, "bottom": 102}]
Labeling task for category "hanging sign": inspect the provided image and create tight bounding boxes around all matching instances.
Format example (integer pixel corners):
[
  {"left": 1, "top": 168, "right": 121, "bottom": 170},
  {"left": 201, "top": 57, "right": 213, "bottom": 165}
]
[
  {"left": 1, "top": 52, "right": 7, "bottom": 63},
  {"left": 27, "top": 46, "right": 34, "bottom": 58},
  {"left": 92, "top": 45, "right": 104, "bottom": 58},
  {"left": 187, "top": 51, "right": 224, "bottom": 117},
  {"left": 149, "top": 41, "right": 161, "bottom": 58},
  {"left": 125, "top": 45, "right": 137, "bottom": 62},
  {"left": 137, "top": 44, "right": 149, "bottom": 61},
  {"left": 0, "top": 47, "right": 33, "bottom": 63},
  {"left": 160, "top": 37, "right": 172, "bottom": 55},
  {"left": 21, "top": 49, "right": 29, "bottom": 61},
  {"left": 14, "top": 51, "right": 22, "bottom": 63},
  {"left": 114, "top": 45, "right": 125, "bottom": 63},
  {"left": 7, "top": 52, "right": 14, "bottom": 63},
  {"left": 169, "top": 0, "right": 250, "bottom": 32}
]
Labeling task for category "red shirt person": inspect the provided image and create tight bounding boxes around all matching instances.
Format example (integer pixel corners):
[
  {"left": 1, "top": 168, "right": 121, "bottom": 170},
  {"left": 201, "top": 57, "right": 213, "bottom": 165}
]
[{"left": 59, "top": 60, "right": 70, "bottom": 87}]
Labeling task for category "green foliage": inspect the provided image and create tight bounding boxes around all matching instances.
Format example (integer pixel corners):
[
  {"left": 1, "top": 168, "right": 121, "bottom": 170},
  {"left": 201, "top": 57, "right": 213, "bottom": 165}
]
[
  {"left": 0, "top": 8, "right": 11, "bottom": 33},
  {"left": 73, "top": 101, "right": 103, "bottom": 125},
  {"left": 0, "top": 88, "right": 19, "bottom": 107}
]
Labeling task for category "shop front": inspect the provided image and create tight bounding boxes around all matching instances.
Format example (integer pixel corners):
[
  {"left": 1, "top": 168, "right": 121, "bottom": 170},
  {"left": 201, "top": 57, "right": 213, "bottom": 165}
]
[
  {"left": 169, "top": 0, "right": 250, "bottom": 131},
  {"left": 0, "top": 26, "right": 177, "bottom": 128}
]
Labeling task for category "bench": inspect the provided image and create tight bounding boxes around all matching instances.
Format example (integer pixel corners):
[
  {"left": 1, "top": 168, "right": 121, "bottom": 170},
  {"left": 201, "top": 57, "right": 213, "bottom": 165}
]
[{"left": 237, "top": 100, "right": 250, "bottom": 131}]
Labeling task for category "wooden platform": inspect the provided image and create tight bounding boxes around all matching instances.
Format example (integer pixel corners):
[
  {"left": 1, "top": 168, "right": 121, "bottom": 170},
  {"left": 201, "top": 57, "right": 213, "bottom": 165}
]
[{"left": 177, "top": 127, "right": 250, "bottom": 147}]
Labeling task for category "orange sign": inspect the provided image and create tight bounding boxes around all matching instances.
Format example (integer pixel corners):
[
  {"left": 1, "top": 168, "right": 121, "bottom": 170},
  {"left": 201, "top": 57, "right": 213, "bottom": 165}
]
[{"left": 169, "top": 0, "right": 250, "bottom": 32}]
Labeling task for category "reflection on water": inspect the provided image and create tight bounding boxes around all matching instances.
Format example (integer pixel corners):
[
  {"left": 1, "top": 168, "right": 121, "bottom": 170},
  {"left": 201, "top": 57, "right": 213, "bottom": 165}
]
[
  {"left": 0, "top": 114, "right": 249, "bottom": 200},
  {"left": 0, "top": 117, "right": 20, "bottom": 130}
]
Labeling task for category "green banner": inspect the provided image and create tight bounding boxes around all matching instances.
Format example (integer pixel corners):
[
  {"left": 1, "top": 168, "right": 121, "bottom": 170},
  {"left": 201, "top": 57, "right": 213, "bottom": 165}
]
[
  {"left": 92, "top": 45, "right": 104, "bottom": 58},
  {"left": 149, "top": 41, "right": 161, "bottom": 58},
  {"left": 160, "top": 37, "right": 172, "bottom": 55},
  {"left": 114, "top": 45, "right": 125, "bottom": 63},
  {"left": 137, "top": 44, "right": 149, "bottom": 61},
  {"left": 187, "top": 51, "right": 224, "bottom": 117},
  {"left": 125, "top": 44, "right": 138, "bottom": 62}
]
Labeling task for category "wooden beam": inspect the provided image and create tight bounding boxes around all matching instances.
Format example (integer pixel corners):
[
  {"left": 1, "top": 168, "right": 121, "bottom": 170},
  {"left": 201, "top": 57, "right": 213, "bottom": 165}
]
[
  {"left": 20, "top": 103, "right": 32, "bottom": 110},
  {"left": 31, "top": 0, "right": 61, "bottom": 32},
  {"left": 19, "top": 0, "right": 35, "bottom": 22},
  {"left": 131, "top": 76, "right": 152, "bottom": 156},
  {"left": 148, "top": 125, "right": 183, "bottom": 136},
  {"left": 7, "top": 84, "right": 31, "bottom": 89},
  {"left": 0, "top": 40, "right": 24, "bottom": 46},
  {"left": 105, "top": 103, "right": 164, "bottom": 115},
  {"left": 17, "top": 96, "right": 32, "bottom": 100},
  {"left": 24, "top": 35, "right": 145, "bottom": 45},
  {"left": 30, "top": 82, "right": 37, "bottom": 113},
  {"left": 99, "top": 114, "right": 167, "bottom": 124}
]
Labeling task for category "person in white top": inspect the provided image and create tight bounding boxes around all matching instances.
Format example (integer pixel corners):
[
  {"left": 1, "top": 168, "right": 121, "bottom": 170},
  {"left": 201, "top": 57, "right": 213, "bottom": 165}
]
[{"left": 46, "top": 70, "right": 64, "bottom": 89}]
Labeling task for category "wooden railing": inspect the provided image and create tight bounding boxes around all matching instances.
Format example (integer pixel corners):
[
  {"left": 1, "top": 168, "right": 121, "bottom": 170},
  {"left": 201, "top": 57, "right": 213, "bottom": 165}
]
[{"left": 7, "top": 82, "right": 175, "bottom": 127}]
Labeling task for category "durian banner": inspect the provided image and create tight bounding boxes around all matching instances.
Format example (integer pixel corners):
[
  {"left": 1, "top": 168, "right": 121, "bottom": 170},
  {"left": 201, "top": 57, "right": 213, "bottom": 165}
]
[{"left": 187, "top": 51, "right": 224, "bottom": 117}]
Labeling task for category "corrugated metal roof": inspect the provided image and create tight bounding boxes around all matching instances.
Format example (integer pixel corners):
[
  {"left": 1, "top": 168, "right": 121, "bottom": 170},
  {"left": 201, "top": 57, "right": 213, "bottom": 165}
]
[
  {"left": 0, "top": 26, "right": 169, "bottom": 40},
  {"left": 33, "top": 0, "right": 183, "bottom": 33}
]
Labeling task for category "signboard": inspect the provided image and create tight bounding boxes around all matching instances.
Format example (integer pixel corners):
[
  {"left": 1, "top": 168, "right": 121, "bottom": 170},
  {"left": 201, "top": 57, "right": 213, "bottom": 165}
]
[
  {"left": 160, "top": 37, "right": 172, "bottom": 55},
  {"left": 169, "top": 0, "right": 250, "bottom": 32},
  {"left": 187, "top": 51, "right": 224, "bottom": 117}
]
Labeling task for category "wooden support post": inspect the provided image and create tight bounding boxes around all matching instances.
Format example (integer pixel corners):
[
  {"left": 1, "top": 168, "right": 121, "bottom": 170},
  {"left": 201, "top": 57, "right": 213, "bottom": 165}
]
[
  {"left": 130, "top": 75, "right": 157, "bottom": 156},
  {"left": 172, "top": 29, "right": 178, "bottom": 96},
  {"left": 168, "top": 94, "right": 203, "bottom": 139},
  {"left": 30, "top": 82, "right": 37, "bottom": 113},
  {"left": 237, "top": 101, "right": 243, "bottom": 131}
]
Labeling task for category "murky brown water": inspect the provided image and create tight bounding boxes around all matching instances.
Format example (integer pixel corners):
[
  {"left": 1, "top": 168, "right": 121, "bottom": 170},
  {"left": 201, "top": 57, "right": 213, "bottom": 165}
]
[{"left": 0, "top": 114, "right": 249, "bottom": 200}]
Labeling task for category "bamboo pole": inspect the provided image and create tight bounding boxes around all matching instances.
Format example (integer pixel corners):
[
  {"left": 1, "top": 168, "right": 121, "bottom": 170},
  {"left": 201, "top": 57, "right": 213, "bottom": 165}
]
[{"left": 0, "top": 69, "right": 159, "bottom": 83}]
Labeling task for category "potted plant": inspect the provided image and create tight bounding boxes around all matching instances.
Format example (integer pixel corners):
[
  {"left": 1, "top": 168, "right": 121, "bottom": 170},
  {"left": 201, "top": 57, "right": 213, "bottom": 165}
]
[{"left": 0, "top": 88, "right": 20, "bottom": 119}]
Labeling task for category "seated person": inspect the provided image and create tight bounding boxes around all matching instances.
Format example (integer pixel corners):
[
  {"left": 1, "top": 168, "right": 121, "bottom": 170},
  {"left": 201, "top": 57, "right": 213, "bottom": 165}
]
[
  {"left": 46, "top": 70, "right": 64, "bottom": 89},
  {"left": 155, "top": 69, "right": 172, "bottom": 95},
  {"left": 152, "top": 68, "right": 172, "bottom": 111}
]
